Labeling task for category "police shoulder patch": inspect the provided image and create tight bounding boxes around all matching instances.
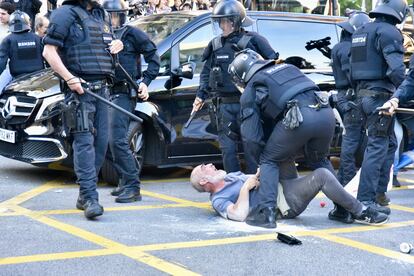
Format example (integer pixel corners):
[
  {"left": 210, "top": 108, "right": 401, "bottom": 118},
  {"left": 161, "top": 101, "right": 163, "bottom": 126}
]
[{"left": 352, "top": 33, "right": 367, "bottom": 47}]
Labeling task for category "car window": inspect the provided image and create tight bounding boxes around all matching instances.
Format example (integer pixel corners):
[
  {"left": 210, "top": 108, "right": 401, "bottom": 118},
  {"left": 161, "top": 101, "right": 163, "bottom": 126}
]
[
  {"left": 178, "top": 23, "right": 214, "bottom": 74},
  {"left": 257, "top": 19, "right": 338, "bottom": 69}
]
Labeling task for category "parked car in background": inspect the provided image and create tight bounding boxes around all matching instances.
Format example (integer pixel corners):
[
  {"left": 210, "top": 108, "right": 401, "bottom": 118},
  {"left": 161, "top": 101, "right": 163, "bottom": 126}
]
[{"left": 0, "top": 11, "right": 413, "bottom": 184}]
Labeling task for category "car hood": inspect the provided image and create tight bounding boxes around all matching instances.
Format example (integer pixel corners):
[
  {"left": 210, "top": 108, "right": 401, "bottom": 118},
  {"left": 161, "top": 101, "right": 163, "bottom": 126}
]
[{"left": 5, "top": 68, "right": 61, "bottom": 99}]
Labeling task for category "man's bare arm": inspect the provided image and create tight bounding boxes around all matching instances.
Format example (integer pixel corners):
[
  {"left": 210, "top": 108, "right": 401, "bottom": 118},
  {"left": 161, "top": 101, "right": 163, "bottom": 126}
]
[{"left": 226, "top": 173, "right": 259, "bottom": 222}]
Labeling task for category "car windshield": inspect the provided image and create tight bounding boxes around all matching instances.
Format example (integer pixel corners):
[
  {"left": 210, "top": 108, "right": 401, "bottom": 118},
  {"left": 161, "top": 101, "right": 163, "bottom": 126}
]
[{"left": 129, "top": 14, "right": 197, "bottom": 45}]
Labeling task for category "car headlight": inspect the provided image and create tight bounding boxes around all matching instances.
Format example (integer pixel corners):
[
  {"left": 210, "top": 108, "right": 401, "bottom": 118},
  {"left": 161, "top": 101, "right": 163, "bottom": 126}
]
[{"left": 35, "top": 94, "right": 65, "bottom": 122}]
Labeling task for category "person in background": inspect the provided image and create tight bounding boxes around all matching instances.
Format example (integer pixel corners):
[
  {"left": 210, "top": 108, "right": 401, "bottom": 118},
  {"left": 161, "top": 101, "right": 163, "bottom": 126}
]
[{"left": 34, "top": 15, "right": 49, "bottom": 38}]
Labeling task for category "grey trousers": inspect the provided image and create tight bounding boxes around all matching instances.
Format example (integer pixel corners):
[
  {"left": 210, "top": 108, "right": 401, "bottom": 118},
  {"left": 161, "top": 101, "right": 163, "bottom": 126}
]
[{"left": 281, "top": 168, "right": 363, "bottom": 218}]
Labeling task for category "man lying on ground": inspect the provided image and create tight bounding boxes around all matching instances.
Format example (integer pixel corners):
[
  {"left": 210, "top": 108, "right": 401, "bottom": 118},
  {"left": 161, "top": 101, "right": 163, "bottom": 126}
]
[{"left": 190, "top": 163, "right": 388, "bottom": 228}]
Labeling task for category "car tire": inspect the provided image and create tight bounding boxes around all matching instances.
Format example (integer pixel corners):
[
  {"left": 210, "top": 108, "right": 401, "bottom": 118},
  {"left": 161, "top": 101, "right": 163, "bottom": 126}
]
[{"left": 100, "top": 121, "right": 145, "bottom": 186}]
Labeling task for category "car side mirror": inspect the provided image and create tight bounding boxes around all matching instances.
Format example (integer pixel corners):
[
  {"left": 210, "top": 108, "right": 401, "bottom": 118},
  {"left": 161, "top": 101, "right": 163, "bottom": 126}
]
[{"left": 173, "top": 62, "right": 196, "bottom": 79}]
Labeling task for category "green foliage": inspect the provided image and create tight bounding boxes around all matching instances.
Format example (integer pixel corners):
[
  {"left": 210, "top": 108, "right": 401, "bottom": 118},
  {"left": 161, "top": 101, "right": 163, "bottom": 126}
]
[{"left": 338, "top": 0, "right": 374, "bottom": 16}]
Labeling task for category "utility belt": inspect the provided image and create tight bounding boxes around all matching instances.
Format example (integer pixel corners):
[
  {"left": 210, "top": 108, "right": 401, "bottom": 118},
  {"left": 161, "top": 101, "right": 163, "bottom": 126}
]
[
  {"left": 282, "top": 91, "right": 329, "bottom": 130},
  {"left": 61, "top": 78, "right": 112, "bottom": 93},
  {"left": 357, "top": 89, "right": 392, "bottom": 99}
]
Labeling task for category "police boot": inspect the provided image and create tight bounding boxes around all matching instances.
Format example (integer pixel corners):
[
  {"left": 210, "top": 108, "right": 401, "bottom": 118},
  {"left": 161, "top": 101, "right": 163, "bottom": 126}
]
[
  {"left": 375, "top": 192, "right": 390, "bottom": 206},
  {"left": 76, "top": 197, "right": 104, "bottom": 219},
  {"left": 328, "top": 204, "right": 354, "bottom": 224},
  {"left": 245, "top": 206, "right": 277, "bottom": 229},
  {"left": 110, "top": 179, "right": 125, "bottom": 196},
  {"left": 115, "top": 189, "right": 142, "bottom": 203},
  {"left": 392, "top": 175, "right": 401, "bottom": 188}
]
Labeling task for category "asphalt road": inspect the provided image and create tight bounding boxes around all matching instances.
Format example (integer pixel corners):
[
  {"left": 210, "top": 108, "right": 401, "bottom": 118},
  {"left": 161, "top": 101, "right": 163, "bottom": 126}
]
[{"left": 0, "top": 156, "right": 414, "bottom": 275}]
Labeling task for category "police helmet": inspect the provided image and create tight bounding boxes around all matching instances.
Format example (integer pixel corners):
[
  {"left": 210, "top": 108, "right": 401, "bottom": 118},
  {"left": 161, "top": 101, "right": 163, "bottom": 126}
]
[
  {"left": 369, "top": 0, "right": 409, "bottom": 24},
  {"left": 103, "top": 0, "right": 128, "bottom": 29},
  {"left": 338, "top": 11, "right": 370, "bottom": 34},
  {"left": 228, "top": 49, "right": 273, "bottom": 90},
  {"left": 9, "top": 10, "right": 30, "bottom": 33},
  {"left": 211, "top": 0, "right": 253, "bottom": 31}
]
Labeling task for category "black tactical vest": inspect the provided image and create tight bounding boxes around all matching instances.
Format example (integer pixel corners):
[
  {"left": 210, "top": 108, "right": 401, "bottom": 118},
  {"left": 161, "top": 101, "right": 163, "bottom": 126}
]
[
  {"left": 114, "top": 26, "right": 138, "bottom": 81},
  {"left": 8, "top": 32, "right": 44, "bottom": 77},
  {"left": 211, "top": 33, "right": 252, "bottom": 96},
  {"left": 252, "top": 64, "right": 319, "bottom": 119},
  {"left": 350, "top": 22, "right": 388, "bottom": 81},
  {"left": 331, "top": 40, "right": 351, "bottom": 89},
  {"left": 64, "top": 6, "right": 114, "bottom": 77}
]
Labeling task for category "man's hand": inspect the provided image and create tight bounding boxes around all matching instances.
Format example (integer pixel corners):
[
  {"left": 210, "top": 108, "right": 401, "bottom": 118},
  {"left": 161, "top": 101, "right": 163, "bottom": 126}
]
[
  {"left": 138, "top": 82, "right": 149, "bottom": 101},
  {"left": 245, "top": 175, "right": 259, "bottom": 190},
  {"left": 192, "top": 97, "right": 204, "bottom": 114},
  {"left": 380, "top": 98, "right": 399, "bottom": 115},
  {"left": 109, "top": 39, "right": 124, "bottom": 54},
  {"left": 67, "top": 77, "right": 86, "bottom": 95}
]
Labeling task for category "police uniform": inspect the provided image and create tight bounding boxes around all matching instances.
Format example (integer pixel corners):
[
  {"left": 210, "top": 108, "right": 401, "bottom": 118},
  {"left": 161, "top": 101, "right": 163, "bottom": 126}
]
[
  {"left": 331, "top": 31, "right": 365, "bottom": 186},
  {"left": 0, "top": 31, "right": 44, "bottom": 78},
  {"left": 109, "top": 25, "right": 160, "bottom": 200},
  {"left": 44, "top": 2, "right": 115, "bottom": 206},
  {"left": 197, "top": 30, "right": 277, "bottom": 174},
  {"left": 240, "top": 63, "right": 336, "bottom": 217},
  {"left": 4, "top": 0, "right": 42, "bottom": 30},
  {"left": 350, "top": 17, "right": 405, "bottom": 206}
]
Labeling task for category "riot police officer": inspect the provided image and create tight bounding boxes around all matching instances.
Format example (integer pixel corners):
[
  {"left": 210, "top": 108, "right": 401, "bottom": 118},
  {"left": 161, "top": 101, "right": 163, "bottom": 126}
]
[
  {"left": 43, "top": 0, "right": 124, "bottom": 219},
  {"left": 191, "top": 0, "right": 277, "bottom": 174},
  {"left": 330, "top": 12, "right": 370, "bottom": 223},
  {"left": 228, "top": 49, "right": 336, "bottom": 228},
  {"left": 350, "top": 0, "right": 408, "bottom": 213},
  {"left": 103, "top": 0, "right": 160, "bottom": 203},
  {"left": 0, "top": 10, "right": 44, "bottom": 78},
  {"left": 3, "top": 0, "right": 42, "bottom": 30}
]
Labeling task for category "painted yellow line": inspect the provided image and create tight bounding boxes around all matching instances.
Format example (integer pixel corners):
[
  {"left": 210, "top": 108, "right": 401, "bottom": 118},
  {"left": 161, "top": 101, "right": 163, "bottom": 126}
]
[
  {"left": 390, "top": 204, "right": 414, "bottom": 213},
  {"left": 395, "top": 177, "right": 414, "bottom": 186},
  {"left": 315, "top": 233, "right": 414, "bottom": 264},
  {"left": 141, "top": 190, "right": 212, "bottom": 210},
  {"left": 0, "top": 249, "right": 115, "bottom": 265},
  {"left": 7, "top": 205, "right": 200, "bottom": 275},
  {"left": 0, "top": 202, "right": 212, "bottom": 217},
  {"left": 0, "top": 179, "right": 64, "bottom": 206}
]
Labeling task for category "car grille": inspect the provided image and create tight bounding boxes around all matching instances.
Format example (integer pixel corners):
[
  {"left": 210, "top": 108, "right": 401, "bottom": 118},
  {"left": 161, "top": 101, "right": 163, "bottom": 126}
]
[
  {"left": 0, "top": 139, "right": 65, "bottom": 163},
  {"left": 0, "top": 95, "right": 38, "bottom": 125}
]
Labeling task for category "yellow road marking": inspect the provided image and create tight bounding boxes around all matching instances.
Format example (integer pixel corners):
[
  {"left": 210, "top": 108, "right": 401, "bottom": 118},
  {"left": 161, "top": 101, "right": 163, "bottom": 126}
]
[
  {"left": 0, "top": 202, "right": 212, "bottom": 217},
  {"left": 141, "top": 190, "right": 211, "bottom": 210},
  {"left": 3, "top": 219, "right": 414, "bottom": 267},
  {"left": 8, "top": 205, "right": 199, "bottom": 275},
  {"left": 0, "top": 249, "right": 116, "bottom": 265},
  {"left": 390, "top": 204, "right": 414, "bottom": 213},
  {"left": 0, "top": 179, "right": 64, "bottom": 206},
  {"left": 315, "top": 233, "right": 414, "bottom": 264}
]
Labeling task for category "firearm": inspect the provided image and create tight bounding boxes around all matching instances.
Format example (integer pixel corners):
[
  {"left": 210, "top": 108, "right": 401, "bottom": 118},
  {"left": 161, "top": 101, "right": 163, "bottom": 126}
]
[
  {"left": 81, "top": 83, "right": 143, "bottom": 123},
  {"left": 305, "top": 36, "right": 332, "bottom": 59}
]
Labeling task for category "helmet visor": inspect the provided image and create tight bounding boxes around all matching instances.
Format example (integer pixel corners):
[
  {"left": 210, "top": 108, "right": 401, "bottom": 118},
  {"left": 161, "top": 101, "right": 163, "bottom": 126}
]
[
  {"left": 211, "top": 16, "right": 240, "bottom": 36},
  {"left": 110, "top": 11, "right": 127, "bottom": 28}
]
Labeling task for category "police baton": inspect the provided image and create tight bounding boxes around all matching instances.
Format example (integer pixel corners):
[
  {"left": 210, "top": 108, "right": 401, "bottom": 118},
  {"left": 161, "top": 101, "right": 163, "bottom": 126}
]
[
  {"left": 376, "top": 106, "right": 414, "bottom": 114},
  {"left": 82, "top": 86, "right": 143, "bottom": 123}
]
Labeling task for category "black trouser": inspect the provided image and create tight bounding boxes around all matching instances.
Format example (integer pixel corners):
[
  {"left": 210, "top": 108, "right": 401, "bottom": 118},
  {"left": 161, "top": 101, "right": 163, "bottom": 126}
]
[
  {"left": 252, "top": 93, "right": 336, "bottom": 209},
  {"left": 358, "top": 93, "right": 396, "bottom": 203}
]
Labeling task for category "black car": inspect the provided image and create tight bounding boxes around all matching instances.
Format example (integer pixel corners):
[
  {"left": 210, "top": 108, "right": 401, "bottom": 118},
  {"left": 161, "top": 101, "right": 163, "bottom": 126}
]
[{"left": 0, "top": 11, "right": 411, "bottom": 184}]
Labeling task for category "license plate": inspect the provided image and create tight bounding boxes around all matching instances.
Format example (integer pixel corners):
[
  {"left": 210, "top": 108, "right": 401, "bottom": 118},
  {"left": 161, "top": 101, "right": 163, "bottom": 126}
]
[{"left": 0, "top": 128, "right": 15, "bottom": 143}]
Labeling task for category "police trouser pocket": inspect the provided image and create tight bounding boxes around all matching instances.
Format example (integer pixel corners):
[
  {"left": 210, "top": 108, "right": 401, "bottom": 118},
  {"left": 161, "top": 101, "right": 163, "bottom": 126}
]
[{"left": 372, "top": 115, "right": 393, "bottom": 137}]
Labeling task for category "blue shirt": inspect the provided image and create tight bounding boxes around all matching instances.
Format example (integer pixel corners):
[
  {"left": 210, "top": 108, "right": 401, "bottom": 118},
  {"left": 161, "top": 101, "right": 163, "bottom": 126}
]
[{"left": 210, "top": 172, "right": 249, "bottom": 218}]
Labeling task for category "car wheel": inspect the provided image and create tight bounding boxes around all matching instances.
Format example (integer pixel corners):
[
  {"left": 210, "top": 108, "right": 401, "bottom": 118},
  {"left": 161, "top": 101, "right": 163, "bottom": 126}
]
[{"left": 100, "top": 121, "right": 144, "bottom": 186}]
